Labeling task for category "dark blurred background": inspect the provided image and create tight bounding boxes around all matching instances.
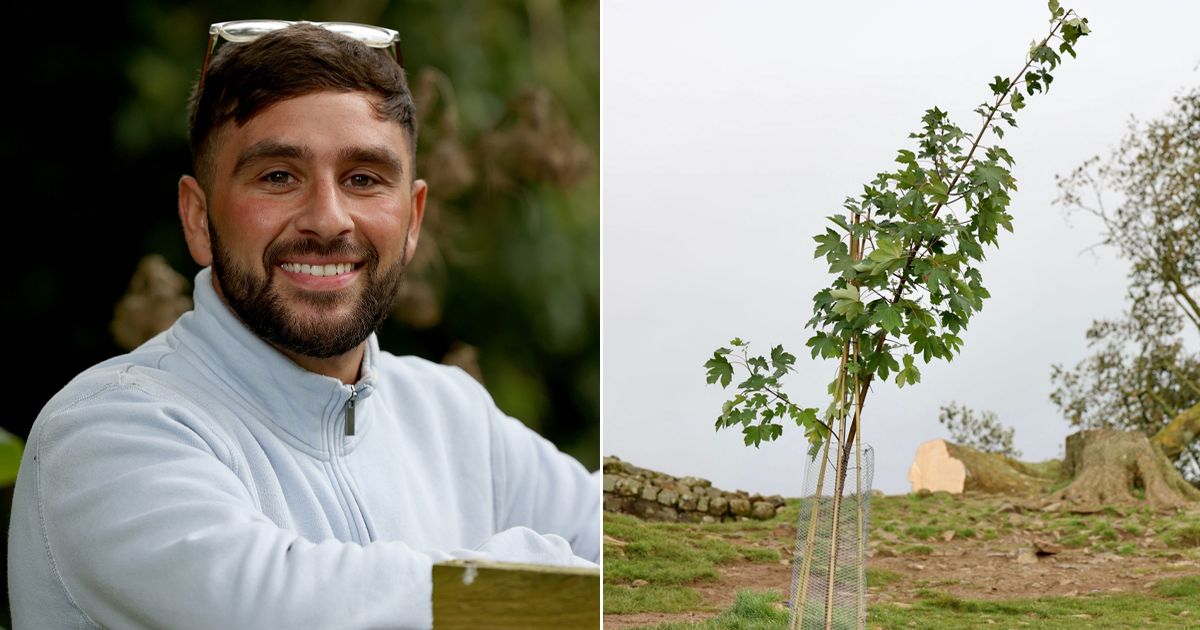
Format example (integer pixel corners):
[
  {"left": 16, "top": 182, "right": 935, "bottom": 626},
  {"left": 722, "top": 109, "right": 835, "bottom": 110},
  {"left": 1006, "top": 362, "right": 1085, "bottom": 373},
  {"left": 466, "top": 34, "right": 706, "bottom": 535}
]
[{"left": 2, "top": 1, "right": 598, "bottom": 625}]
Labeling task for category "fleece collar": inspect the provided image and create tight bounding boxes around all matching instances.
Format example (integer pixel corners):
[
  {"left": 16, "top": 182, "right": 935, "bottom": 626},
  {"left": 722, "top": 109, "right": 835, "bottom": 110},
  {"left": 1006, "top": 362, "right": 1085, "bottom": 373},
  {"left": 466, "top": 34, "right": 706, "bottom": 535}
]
[{"left": 173, "top": 267, "right": 378, "bottom": 455}]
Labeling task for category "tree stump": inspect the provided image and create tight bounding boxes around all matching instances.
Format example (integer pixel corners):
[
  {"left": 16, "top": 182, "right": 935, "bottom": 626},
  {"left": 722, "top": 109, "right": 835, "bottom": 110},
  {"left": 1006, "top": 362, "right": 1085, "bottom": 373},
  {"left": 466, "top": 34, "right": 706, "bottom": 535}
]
[
  {"left": 1052, "top": 428, "right": 1200, "bottom": 508},
  {"left": 907, "top": 439, "right": 1058, "bottom": 495}
]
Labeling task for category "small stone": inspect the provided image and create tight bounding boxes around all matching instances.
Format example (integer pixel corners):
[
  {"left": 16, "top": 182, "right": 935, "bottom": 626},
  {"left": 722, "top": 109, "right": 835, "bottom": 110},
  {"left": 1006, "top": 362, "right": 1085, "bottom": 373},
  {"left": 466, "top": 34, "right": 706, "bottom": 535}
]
[
  {"left": 679, "top": 493, "right": 698, "bottom": 511},
  {"left": 729, "top": 498, "right": 752, "bottom": 516},
  {"left": 708, "top": 496, "right": 729, "bottom": 516},
  {"left": 602, "top": 474, "right": 617, "bottom": 493},
  {"left": 614, "top": 477, "right": 642, "bottom": 497},
  {"left": 751, "top": 501, "right": 776, "bottom": 520},
  {"left": 631, "top": 579, "right": 648, "bottom": 588},
  {"left": 641, "top": 484, "right": 660, "bottom": 501},
  {"left": 1034, "top": 539, "right": 1063, "bottom": 556},
  {"left": 697, "top": 496, "right": 709, "bottom": 513},
  {"left": 603, "top": 494, "right": 627, "bottom": 513},
  {"left": 1016, "top": 548, "right": 1038, "bottom": 564},
  {"left": 657, "top": 489, "right": 679, "bottom": 506},
  {"left": 941, "top": 530, "right": 955, "bottom": 542}
]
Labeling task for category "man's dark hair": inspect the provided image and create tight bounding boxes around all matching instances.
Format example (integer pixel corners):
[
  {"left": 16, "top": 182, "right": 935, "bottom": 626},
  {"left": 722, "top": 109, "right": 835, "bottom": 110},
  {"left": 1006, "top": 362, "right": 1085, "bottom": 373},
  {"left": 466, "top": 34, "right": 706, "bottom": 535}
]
[{"left": 187, "top": 24, "right": 417, "bottom": 189}]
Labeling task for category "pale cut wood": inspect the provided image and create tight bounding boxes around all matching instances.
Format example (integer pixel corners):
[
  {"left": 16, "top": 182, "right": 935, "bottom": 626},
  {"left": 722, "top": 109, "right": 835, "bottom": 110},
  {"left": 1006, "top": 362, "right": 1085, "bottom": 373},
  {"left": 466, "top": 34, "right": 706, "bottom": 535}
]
[
  {"left": 907, "top": 439, "right": 1057, "bottom": 495},
  {"left": 907, "top": 439, "right": 967, "bottom": 493},
  {"left": 431, "top": 560, "right": 600, "bottom": 629}
]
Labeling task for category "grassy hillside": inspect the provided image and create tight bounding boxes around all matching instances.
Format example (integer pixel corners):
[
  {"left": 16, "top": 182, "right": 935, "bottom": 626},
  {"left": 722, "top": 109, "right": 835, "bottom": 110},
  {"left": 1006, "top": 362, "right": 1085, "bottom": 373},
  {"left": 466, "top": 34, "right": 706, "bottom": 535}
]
[{"left": 604, "top": 491, "right": 1200, "bottom": 629}]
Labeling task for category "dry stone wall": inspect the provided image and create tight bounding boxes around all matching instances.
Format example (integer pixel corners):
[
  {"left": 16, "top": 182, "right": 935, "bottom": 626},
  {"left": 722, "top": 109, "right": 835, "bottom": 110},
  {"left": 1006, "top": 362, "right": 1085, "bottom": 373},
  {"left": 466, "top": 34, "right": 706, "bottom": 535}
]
[{"left": 602, "top": 455, "right": 786, "bottom": 523}]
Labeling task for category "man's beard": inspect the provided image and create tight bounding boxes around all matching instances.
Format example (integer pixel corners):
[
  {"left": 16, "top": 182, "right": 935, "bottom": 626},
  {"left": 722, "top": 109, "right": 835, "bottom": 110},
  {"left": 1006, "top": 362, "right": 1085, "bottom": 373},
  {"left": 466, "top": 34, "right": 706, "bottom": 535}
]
[{"left": 209, "top": 222, "right": 408, "bottom": 360}]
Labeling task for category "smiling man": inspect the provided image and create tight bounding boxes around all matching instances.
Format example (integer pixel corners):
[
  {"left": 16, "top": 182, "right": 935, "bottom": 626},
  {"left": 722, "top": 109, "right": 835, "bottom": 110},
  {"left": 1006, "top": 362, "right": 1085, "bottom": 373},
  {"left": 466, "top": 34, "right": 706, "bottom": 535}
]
[{"left": 8, "top": 22, "right": 599, "bottom": 630}]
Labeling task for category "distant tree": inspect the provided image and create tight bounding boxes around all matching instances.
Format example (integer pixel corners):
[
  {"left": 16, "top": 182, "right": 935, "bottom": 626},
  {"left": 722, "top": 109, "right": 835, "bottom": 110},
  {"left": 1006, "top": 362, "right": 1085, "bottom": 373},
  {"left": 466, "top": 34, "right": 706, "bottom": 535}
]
[
  {"left": 937, "top": 402, "right": 1021, "bottom": 458},
  {"left": 1052, "top": 86, "right": 1200, "bottom": 485}
]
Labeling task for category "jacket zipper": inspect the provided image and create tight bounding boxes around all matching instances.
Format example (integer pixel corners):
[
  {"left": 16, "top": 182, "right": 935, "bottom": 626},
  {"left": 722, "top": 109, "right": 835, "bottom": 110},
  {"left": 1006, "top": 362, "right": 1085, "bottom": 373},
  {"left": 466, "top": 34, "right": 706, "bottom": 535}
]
[{"left": 344, "top": 385, "right": 359, "bottom": 436}]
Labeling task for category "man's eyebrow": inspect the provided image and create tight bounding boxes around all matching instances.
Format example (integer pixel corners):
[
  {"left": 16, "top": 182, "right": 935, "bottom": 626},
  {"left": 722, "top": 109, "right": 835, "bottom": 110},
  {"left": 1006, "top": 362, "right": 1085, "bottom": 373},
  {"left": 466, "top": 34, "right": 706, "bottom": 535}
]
[
  {"left": 232, "top": 141, "right": 312, "bottom": 176},
  {"left": 338, "top": 146, "right": 405, "bottom": 178}
]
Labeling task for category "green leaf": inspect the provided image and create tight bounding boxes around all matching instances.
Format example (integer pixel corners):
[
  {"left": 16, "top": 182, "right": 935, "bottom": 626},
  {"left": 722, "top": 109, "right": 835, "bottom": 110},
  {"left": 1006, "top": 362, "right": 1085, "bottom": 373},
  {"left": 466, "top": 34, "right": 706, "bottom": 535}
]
[
  {"left": 1011, "top": 90, "right": 1025, "bottom": 111},
  {"left": 971, "top": 162, "right": 1011, "bottom": 192},
  {"left": 867, "top": 238, "right": 905, "bottom": 265},
  {"left": 737, "top": 373, "right": 769, "bottom": 390},
  {"left": 830, "top": 285, "right": 865, "bottom": 319},
  {"left": 865, "top": 349, "right": 901, "bottom": 381},
  {"left": 770, "top": 345, "right": 796, "bottom": 373},
  {"left": 871, "top": 303, "right": 904, "bottom": 334},
  {"left": 814, "top": 229, "right": 848, "bottom": 260},
  {"left": 828, "top": 214, "right": 851, "bottom": 233},
  {"left": 988, "top": 75, "right": 1011, "bottom": 96},
  {"left": 794, "top": 407, "right": 819, "bottom": 428},
  {"left": 926, "top": 267, "right": 951, "bottom": 294},
  {"left": 704, "top": 353, "right": 734, "bottom": 388},
  {"left": 895, "top": 149, "right": 917, "bottom": 165},
  {"left": 896, "top": 354, "right": 922, "bottom": 388},
  {"left": 806, "top": 332, "right": 842, "bottom": 360},
  {"left": 921, "top": 179, "right": 950, "bottom": 205},
  {"left": 743, "top": 424, "right": 761, "bottom": 447},
  {"left": 829, "top": 286, "right": 861, "bottom": 302}
]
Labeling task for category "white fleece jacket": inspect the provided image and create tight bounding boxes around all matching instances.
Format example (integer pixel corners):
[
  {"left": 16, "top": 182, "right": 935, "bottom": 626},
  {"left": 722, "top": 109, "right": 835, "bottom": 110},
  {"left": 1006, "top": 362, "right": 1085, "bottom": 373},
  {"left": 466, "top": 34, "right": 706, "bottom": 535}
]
[{"left": 8, "top": 267, "right": 599, "bottom": 629}]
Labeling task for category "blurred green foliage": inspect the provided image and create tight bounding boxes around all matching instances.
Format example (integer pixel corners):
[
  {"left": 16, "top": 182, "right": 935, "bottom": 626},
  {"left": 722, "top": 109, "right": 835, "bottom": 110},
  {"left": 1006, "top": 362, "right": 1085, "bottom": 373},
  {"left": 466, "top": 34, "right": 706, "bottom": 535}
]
[{"left": 0, "top": 429, "right": 22, "bottom": 488}]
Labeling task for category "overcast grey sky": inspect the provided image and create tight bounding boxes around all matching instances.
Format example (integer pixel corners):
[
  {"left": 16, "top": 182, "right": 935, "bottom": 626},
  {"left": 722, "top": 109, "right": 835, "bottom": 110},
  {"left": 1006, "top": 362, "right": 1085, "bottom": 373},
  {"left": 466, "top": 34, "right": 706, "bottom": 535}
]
[{"left": 601, "top": 1, "right": 1200, "bottom": 495}]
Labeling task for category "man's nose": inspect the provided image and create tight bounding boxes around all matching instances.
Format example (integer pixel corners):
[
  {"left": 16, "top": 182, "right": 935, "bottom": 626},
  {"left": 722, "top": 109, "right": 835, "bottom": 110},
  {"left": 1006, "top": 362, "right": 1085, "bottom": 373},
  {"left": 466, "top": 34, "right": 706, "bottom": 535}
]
[{"left": 294, "top": 178, "right": 354, "bottom": 239}]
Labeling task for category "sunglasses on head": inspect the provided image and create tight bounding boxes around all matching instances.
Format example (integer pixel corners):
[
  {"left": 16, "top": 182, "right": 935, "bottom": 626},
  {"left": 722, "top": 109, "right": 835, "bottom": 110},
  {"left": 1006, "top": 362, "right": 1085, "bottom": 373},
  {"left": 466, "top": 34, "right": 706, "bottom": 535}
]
[{"left": 199, "top": 20, "right": 403, "bottom": 91}]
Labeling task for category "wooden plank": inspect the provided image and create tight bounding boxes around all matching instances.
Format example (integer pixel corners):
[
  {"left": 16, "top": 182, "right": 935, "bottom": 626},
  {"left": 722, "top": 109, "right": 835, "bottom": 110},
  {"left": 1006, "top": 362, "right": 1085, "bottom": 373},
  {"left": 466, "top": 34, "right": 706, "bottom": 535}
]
[{"left": 431, "top": 560, "right": 600, "bottom": 629}]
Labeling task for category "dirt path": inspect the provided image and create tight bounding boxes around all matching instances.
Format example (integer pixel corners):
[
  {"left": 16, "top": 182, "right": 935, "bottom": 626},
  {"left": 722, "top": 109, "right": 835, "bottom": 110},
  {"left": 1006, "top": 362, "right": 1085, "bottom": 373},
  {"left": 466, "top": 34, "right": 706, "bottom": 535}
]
[{"left": 605, "top": 524, "right": 1200, "bottom": 629}]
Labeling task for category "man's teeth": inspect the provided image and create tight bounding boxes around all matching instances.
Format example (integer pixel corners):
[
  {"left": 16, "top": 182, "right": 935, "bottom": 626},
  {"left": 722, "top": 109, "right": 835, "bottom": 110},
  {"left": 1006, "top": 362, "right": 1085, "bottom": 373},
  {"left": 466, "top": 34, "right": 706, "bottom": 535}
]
[{"left": 280, "top": 263, "right": 357, "bottom": 277}]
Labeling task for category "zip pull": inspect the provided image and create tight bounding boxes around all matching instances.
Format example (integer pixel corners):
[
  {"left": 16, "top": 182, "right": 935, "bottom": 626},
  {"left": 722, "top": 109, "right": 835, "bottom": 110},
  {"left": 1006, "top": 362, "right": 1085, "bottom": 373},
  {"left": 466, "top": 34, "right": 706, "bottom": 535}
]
[{"left": 345, "top": 387, "right": 359, "bottom": 436}]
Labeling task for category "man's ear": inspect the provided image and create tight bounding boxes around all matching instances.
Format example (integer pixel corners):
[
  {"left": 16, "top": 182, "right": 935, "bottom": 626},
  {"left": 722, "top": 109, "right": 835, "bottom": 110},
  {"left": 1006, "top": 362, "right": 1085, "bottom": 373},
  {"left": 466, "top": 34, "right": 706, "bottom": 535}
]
[
  {"left": 178, "top": 175, "right": 212, "bottom": 266},
  {"left": 403, "top": 178, "right": 428, "bottom": 265}
]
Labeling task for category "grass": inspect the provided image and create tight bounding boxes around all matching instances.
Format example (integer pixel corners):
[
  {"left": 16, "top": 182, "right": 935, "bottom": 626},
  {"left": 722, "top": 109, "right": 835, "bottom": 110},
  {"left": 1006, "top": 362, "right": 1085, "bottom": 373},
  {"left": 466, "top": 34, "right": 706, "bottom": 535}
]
[
  {"left": 604, "top": 584, "right": 703, "bottom": 614},
  {"left": 1154, "top": 575, "right": 1200, "bottom": 597},
  {"left": 903, "top": 525, "right": 939, "bottom": 541},
  {"left": 869, "top": 581, "right": 1200, "bottom": 629},
  {"left": 866, "top": 568, "right": 902, "bottom": 587},
  {"left": 607, "top": 491, "right": 1200, "bottom": 626},
  {"left": 1162, "top": 521, "right": 1200, "bottom": 548},
  {"left": 626, "top": 578, "right": 1200, "bottom": 630},
  {"left": 605, "top": 512, "right": 741, "bottom": 585},
  {"left": 632, "top": 591, "right": 788, "bottom": 630},
  {"left": 740, "top": 547, "right": 780, "bottom": 562},
  {"left": 604, "top": 506, "right": 795, "bottom": 614}
]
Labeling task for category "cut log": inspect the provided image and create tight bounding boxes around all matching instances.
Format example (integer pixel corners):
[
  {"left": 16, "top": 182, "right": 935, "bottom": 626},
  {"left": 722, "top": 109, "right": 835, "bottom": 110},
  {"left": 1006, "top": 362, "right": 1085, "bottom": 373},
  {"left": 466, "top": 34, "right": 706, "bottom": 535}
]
[
  {"left": 1053, "top": 428, "right": 1200, "bottom": 508},
  {"left": 907, "top": 439, "right": 1058, "bottom": 495}
]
